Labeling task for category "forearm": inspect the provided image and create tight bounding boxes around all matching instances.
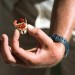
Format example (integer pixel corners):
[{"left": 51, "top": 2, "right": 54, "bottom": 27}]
[{"left": 50, "top": 0, "right": 75, "bottom": 41}]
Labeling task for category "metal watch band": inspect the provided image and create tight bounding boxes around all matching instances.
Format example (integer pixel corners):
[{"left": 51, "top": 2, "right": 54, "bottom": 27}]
[{"left": 50, "top": 34, "right": 69, "bottom": 57}]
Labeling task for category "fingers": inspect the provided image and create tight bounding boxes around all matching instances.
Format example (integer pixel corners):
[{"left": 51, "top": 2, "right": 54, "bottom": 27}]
[
  {"left": 12, "top": 29, "right": 36, "bottom": 64},
  {"left": 27, "top": 24, "right": 53, "bottom": 45},
  {"left": 11, "top": 30, "right": 41, "bottom": 65},
  {"left": 12, "top": 29, "right": 20, "bottom": 51},
  {"left": 11, "top": 48, "right": 42, "bottom": 66},
  {"left": 1, "top": 34, "right": 16, "bottom": 64},
  {"left": 1, "top": 31, "right": 42, "bottom": 67}
]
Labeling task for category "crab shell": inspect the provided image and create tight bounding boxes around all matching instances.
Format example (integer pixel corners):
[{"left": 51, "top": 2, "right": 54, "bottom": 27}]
[{"left": 13, "top": 19, "right": 28, "bottom": 34}]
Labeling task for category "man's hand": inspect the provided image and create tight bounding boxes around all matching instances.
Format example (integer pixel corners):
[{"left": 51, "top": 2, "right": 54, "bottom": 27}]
[{"left": 1, "top": 25, "right": 65, "bottom": 68}]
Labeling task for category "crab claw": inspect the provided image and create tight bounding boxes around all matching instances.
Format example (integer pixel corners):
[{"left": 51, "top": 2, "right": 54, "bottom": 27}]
[{"left": 13, "top": 20, "right": 18, "bottom": 26}]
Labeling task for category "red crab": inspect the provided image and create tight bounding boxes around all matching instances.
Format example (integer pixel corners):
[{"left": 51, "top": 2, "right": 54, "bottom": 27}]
[{"left": 13, "top": 18, "right": 27, "bottom": 34}]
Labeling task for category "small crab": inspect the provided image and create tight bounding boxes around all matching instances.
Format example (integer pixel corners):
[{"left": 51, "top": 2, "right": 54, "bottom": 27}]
[{"left": 13, "top": 18, "right": 28, "bottom": 34}]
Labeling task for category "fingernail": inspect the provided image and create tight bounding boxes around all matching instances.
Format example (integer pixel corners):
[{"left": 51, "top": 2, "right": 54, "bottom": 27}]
[{"left": 27, "top": 24, "right": 34, "bottom": 30}]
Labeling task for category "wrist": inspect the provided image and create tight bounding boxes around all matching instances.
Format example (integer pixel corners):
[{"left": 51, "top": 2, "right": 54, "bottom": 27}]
[{"left": 50, "top": 34, "right": 69, "bottom": 57}]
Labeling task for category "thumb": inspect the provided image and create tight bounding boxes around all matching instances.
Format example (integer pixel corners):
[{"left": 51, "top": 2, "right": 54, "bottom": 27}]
[{"left": 27, "top": 24, "right": 53, "bottom": 45}]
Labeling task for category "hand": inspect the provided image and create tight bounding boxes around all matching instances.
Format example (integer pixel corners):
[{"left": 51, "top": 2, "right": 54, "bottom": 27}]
[{"left": 1, "top": 25, "right": 65, "bottom": 68}]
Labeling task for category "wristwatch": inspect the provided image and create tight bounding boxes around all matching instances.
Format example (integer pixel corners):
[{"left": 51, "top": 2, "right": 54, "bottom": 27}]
[{"left": 50, "top": 34, "right": 69, "bottom": 57}]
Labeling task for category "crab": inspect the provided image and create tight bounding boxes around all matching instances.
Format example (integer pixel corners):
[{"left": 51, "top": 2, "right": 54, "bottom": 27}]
[{"left": 13, "top": 18, "right": 28, "bottom": 34}]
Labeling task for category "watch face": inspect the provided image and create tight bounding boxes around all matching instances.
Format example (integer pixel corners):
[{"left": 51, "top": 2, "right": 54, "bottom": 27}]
[{"left": 13, "top": 18, "right": 28, "bottom": 34}]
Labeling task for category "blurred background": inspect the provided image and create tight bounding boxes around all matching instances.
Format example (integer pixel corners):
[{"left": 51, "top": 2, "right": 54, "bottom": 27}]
[{"left": 0, "top": 0, "right": 75, "bottom": 75}]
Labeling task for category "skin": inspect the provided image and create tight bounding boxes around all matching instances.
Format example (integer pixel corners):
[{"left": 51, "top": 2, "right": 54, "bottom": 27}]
[
  {"left": 1, "top": 0, "right": 75, "bottom": 68},
  {"left": 50, "top": 0, "right": 75, "bottom": 41}
]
